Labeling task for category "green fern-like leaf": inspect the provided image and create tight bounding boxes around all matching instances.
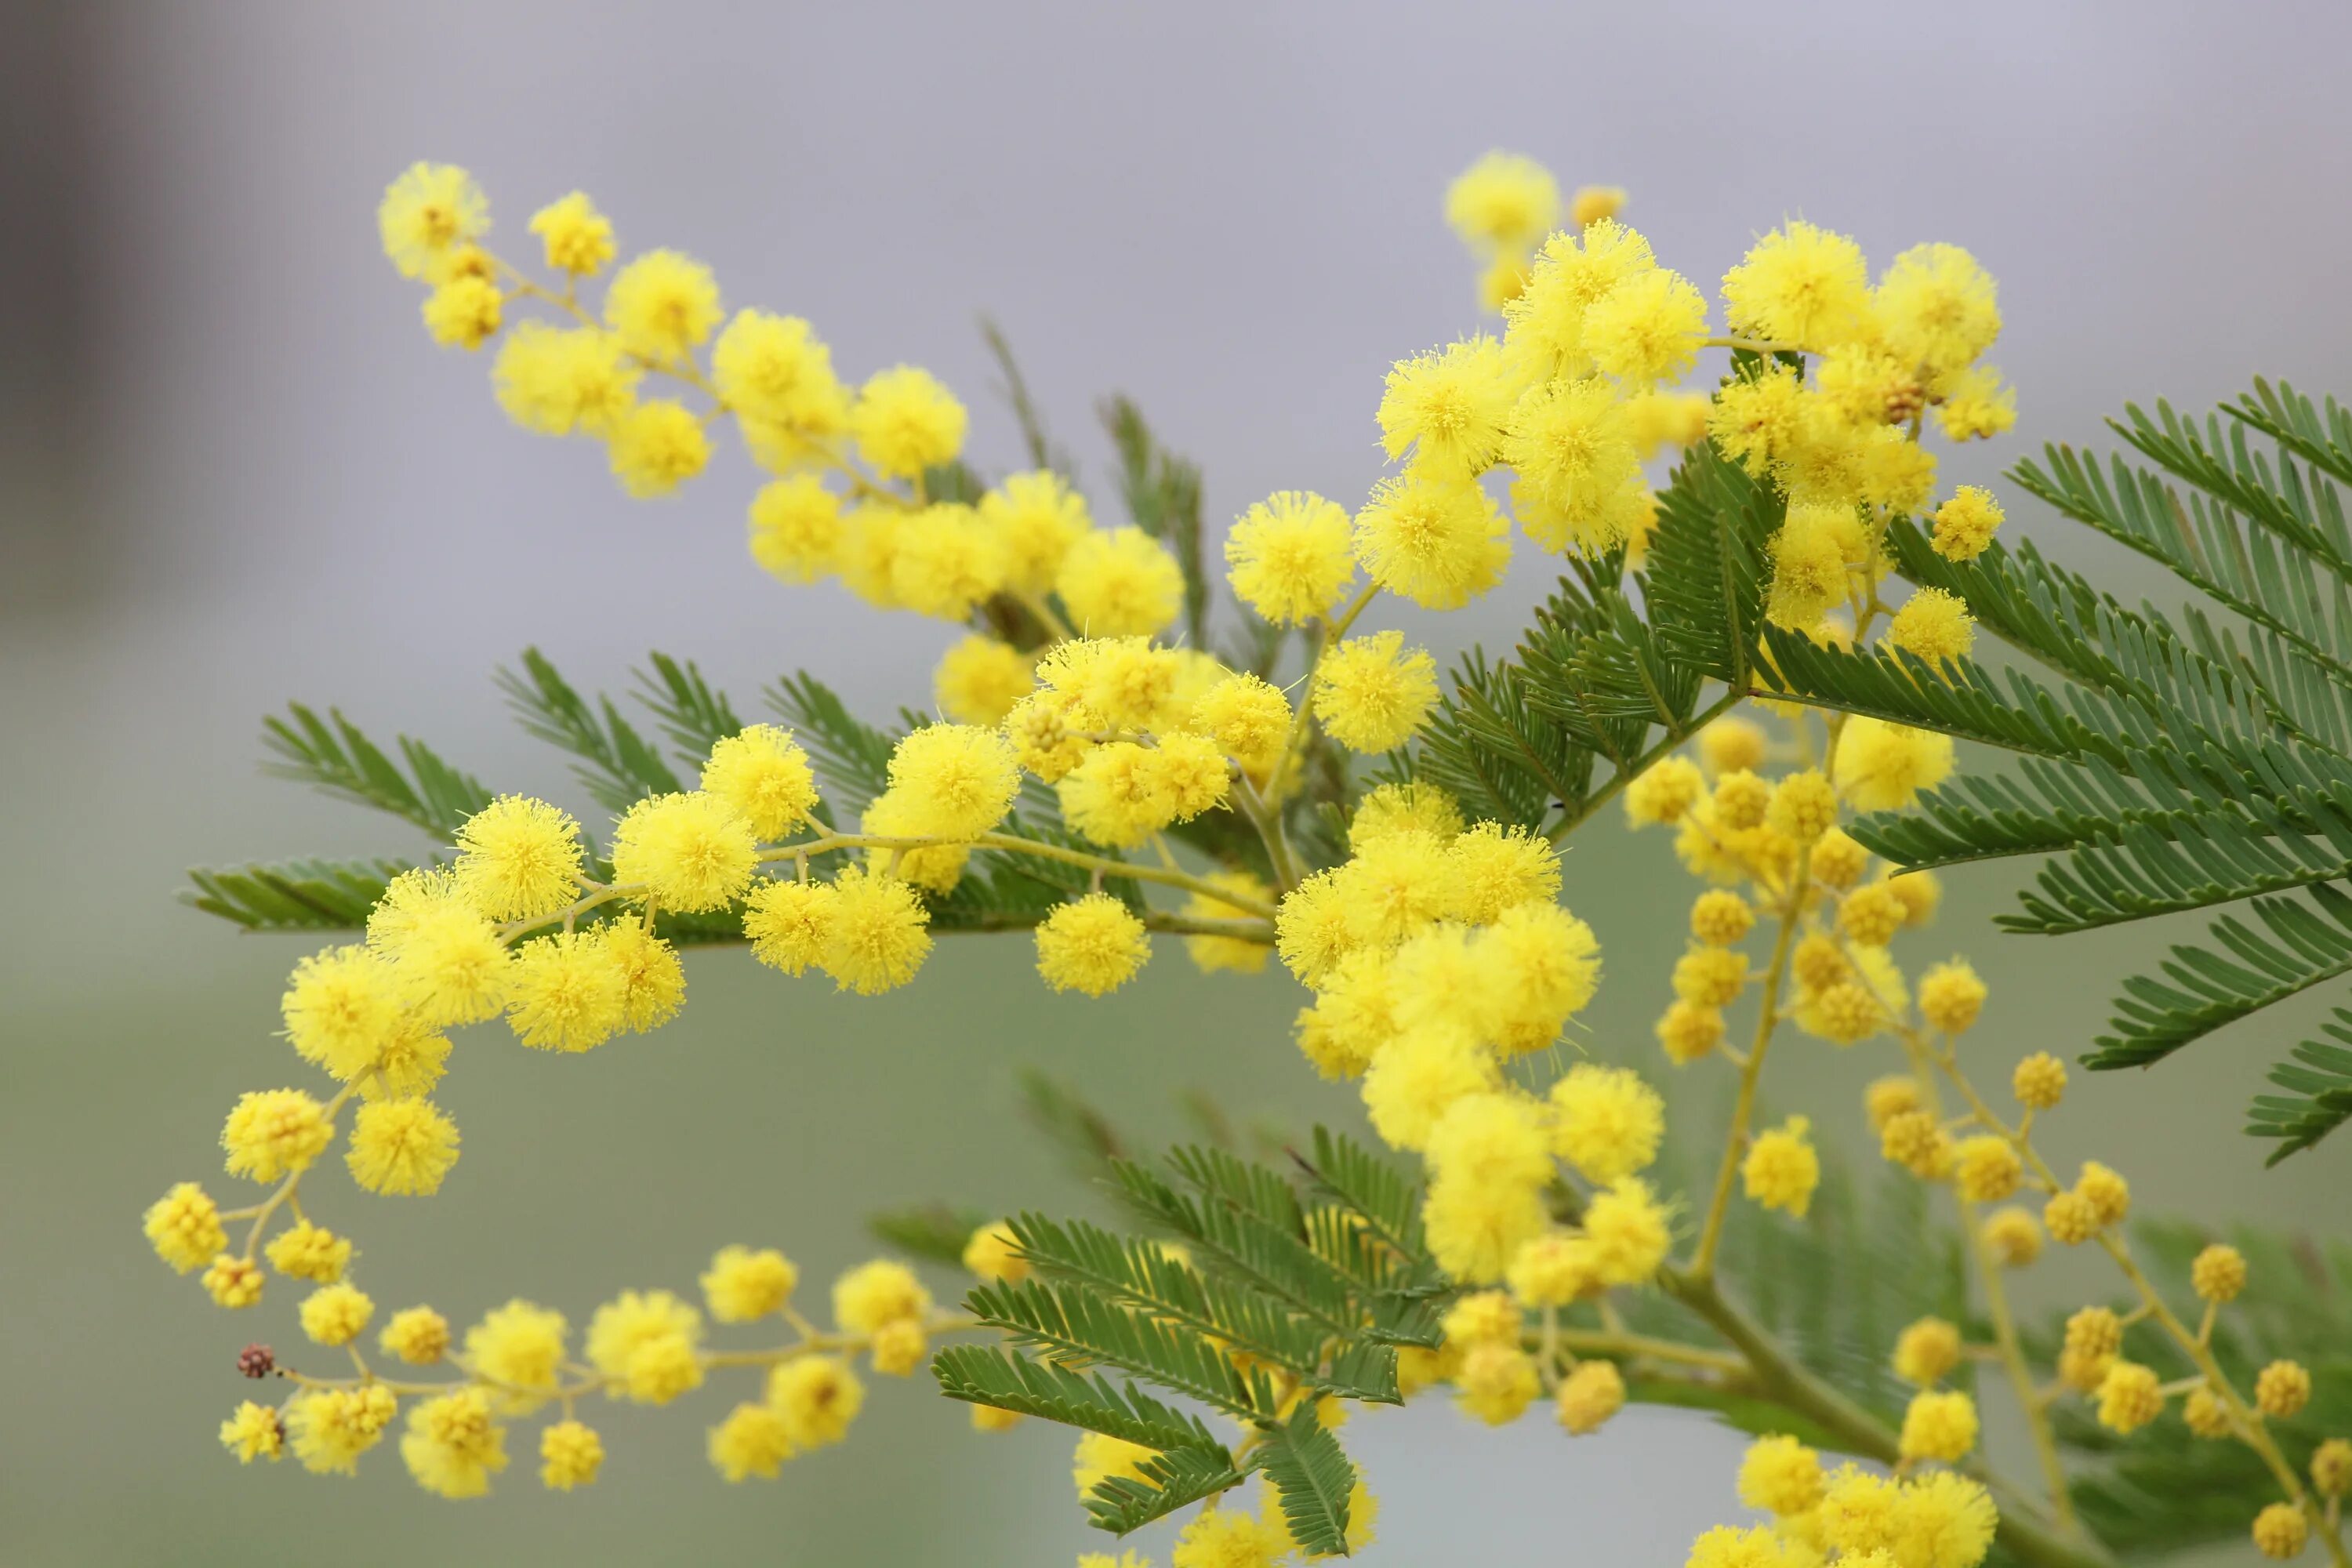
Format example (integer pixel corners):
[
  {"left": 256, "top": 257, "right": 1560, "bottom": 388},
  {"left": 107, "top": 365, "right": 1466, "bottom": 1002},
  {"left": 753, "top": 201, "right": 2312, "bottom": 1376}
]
[
  {"left": 183, "top": 857, "right": 416, "bottom": 931},
  {"left": 931, "top": 1345, "right": 1229, "bottom": 1454},
  {"left": 260, "top": 704, "right": 492, "bottom": 837},
  {"left": 1251, "top": 1403, "right": 1357, "bottom": 1557},
  {"left": 632, "top": 652, "right": 743, "bottom": 768},
  {"left": 496, "top": 647, "right": 682, "bottom": 812},
  {"left": 1083, "top": 1444, "right": 1250, "bottom": 1535},
  {"left": 2247, "top": 1015, "right": 2352, "bottom": 1163}
]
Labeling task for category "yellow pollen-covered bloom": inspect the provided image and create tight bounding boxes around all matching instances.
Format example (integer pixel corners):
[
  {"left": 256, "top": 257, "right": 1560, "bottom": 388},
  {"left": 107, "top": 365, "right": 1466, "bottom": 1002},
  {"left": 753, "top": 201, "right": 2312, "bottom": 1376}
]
[
  {"left": 1555, "top": 1358, "right": 1627, "bottom": 1436},
  {"left": 1447, "top": 822, "right": 1561, "bottom": 924},
  {"left": 1058, "top": 527, "right": 1185, "bottom": 637},
  {"left": 401, "top": 1387, "right": 510, "bottom": 1497},
  {"left": 1354, "top": 469, "right": 1511, "bottom": 610},
  {"left": 1900, "top": 1388, "right": 1980, "bottom": 1463},
  {"left": 1656, "top": 1000, "right": 1724, "bottom": 1064},
  {"left": 299, "top": 1282, "right": 375, "bottom": 1347},
  {"left": 1807, "top": 828, "right": 1869, "bottom": 889},
  {"left": 1918, "top": 960, "right": 1987, "bottom": 1033},
  {"left": 1709, "top": 365, "right": 1807, "bottom": 478},
  {"left": 1504, "top": 219, "right": 1655, "bottom": 379},
  {"left": 611, "top": 791, "right": 758, "bottom": 913},
  {"left": 1874, "top": 243, "right": 2002, "bottom": 379},
  {"left": 2256, "top": 1359, "right": 2313, "bottom": 1418},
  {"left": 1224, "top": 490, "right": 1356, "bottom": 626},
  {"left": 699, "top": 724, "right": 820, "bottom": 841},
  {"left": 1627, "top": 754, "right": 1705, "bottom": 826},
  {"left": 279, "top": 943, "right": 404, "bottom": 1081},
  {"left": 346, "top": 1097, "right": 460, "bottom": 1196},
  {"left": 587, "top": 1289, "right": 706, "bottom": 1405},
  {"left": 702, "top": 1245, "right": 800, "bottom": 1323},
  {"left": 420, "top": 276, "right": 501, "bottom": 350},
  {"left": 1584, "top": 267, "right": 1708, "bottom": 387},
  {"left": 2313, "top": 1438, "right": 2352, "bottom": 1498},
  {"left": 1840, "top": 883, "right": 1906, "bottom": 947},
  {"left": 1501, "top": 376, "right": 1641, "bottom": 550},
  {"left": 466, "top": 1300, "right": 567, "bottom": 1406},
  {"left": 1548, "top": 1064, "right": 1664, "bottom": 1184},
  {"left": 2013, "top": 1051, "right": 2067, "bottom": 1109},
  {"left": 528, "top": 191, "right": 615, "bottom": 275},
  {"left": 976, "top": 470, "right": 1089, "bottom": 593},
  {"left": 742, "top": 878, "right": 837, "bottom": 975},
  {"left": 1445, "top": 151, "right": 1561, "bottom": 254},
  {"left": 1982, "top": 1205, "right": 2042, "bottom": 1267},
  {"left": 1312, "top": 631, "right": 1439, "bottom": 753},
  {"left": 1455, "top": 1339, "right": 1541, "bottom": 1425},
  {"left": 850, "top": 365, "right": 965, "bottom": 479},
  {"left": 540, "top": 1420, "right": 604, "bottom": 1490},
  {"left": 144, "top": 1182, "right": 227, "bottom": 1273},
  {"left": 748, "top": 474, "right": 845, "bottom": 584},
  {"left": 1738, "top": 1434, "right": 1824, "bottom": 1517},
  {"left": 380, "top": 1305, "right": 451, "bottom": 1365},
  {"left": 768, "top": 1354, "right": 865, "bottom": 1449},
  {"left": 2253, "top": 1502, "right": 2310, "bottom": 1561},
  {"left": 2044, "top": 1190, "right": 2100, "bottom": 1246},
  {"left": 1582, "top": 1177, "right": 1671, "bottom": 1285},
  {"left": 884, "top": 723, "right": 1022, "bottom": 841},
  {"left": 708, "top": 1401, "right": 794, "bottom": 1481},
  {"left": 1743, "top": 1116, "right": 1820, "bottom": 1217},
  {"left": 220, "top": 1401, "right": 284, "bottom": 1465},
  {"left": 1713, "top": 770, "right": 1771, "bottom": 832},
  {"left": 285, "top": 1385, "right": 397, "bottom": 1475},
  {"left": 1172, "top": 1508, "right": 1294, "bottom": 1568},
  {"left": 1035, "top": 893, "right": 1152, "bottom": 996},
  {"left": 818, "top": 866, "right": 932, "bottom": 995},
  {"left": 1721, "top": 220, "right": 1871, "bottom": 349},
  {"left": 2097, "top": 1359, "right": 2164, "bottom": 1433},
  {"left": 453, "top": 795, "right": 583, "bottom": 922},
  {"left": 1931, "top": 485, "right": 2005, "bottom": 561},
  {"left": 604, "top": 249, "right": 721, "bottom": 361},
  {"left": 1954, "top": 1135, "right": 2023, "bottom": 1203},
  {"left": 1571, "top": 185, "right": 1628, "bottom": 228},
  {"left": 607, "top": 398, "right": 712, "bottom": 498},
  {"left": 266, "top": 1220, "right": 352, "bottom": 1283},
  {"left": 505, "top": 930, "right": 630, "bottom": 1051},
  {"left": 1674, "top": 945, "right": 1748, "bottom": 1007},
  {"left": 933, "top": 636, "right": 1033, "bottom": 727},
  {"left": 1836, "top": 717, "right": 1955, "bottom": 813},
  {"left": 1881, "top": 1110, "right": 1953, "bottom": 1180},
  {"left": 712, "top": 310, "right": 847, "bottom": 431},
  {"left": 203, "top": 1253, "right": 265, "bottom": 1308},
  {"left": 2191, "top": 1243, "right": 2249, "bottom": 1304},
  {"left": 1764, "top": 768, "right": 1838, "bottom": 843},
  {"left": 492, "top": 321, "right": 640, "bottom": 437},
  {"left": 221, "top": 1088, "right": 332, "bottom": 1183},
  {"left": 1887, "top": 586, "right": 1977, "bottom": 666},
  {"left": 889, "top": 502, "right": 1007, "bottom": 620},
  {"left": 1895, "top": 1316, "right": 1964, "bottom": 1386},
  {"left": 2076, "top": 1160, "right": 2130, "bottom": 1226},
  {"left": 1377, "top": 335, "right": 1515, "bottom": 476},
  {"left": 378, "top": 162, "right": 487, "bottom": 280}
]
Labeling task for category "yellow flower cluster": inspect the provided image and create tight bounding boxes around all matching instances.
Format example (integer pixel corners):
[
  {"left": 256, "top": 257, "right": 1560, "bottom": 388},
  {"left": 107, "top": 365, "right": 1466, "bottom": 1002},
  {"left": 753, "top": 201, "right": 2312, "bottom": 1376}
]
[{"left": 141, "top": 149, "right": 2347, "bottom": 1568}]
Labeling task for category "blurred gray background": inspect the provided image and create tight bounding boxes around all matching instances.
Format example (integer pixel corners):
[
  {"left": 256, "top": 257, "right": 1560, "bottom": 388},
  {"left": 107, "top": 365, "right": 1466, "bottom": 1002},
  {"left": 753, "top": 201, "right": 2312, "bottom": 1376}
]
[{"left": 5, "top": 2, "right": 2350, "bottom": 1563}]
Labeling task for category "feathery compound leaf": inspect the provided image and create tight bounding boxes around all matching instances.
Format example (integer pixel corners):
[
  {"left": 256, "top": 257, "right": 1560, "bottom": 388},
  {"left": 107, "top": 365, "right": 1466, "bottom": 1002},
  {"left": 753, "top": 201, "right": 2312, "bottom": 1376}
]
[
  {"left": 962, "top": 1277, "right": 1279, "bottom": 1420},
  {"left": 1295, "top": 1127, "right": 1427, "bottom": 1258},
  {"left": 1251, "top": 1403, "right": 1357, "bottom": 1558},
  {"left": 2247, "top": 1014, "right": 2352, "bottom": 1163},
  {"left": 1644, "top": 439, "right": 1772, "bottom": 689},
  {"left": 930, "top": 1345, "right": 1229, "bottom": 1454},
  {"left": 632, "top": 652, "right": 743, "bottom": 768},
  {"left": 1083, "top": 1445, "right": 1250, "bottom": 1536},
  {"left": 260, "top": 704, "right": 492, "bottom": 837},
  {"left": 496, "top": 648, "right": 682, "bottom": 813},
  {"left": 764, "top": 670, "right": 900, "bottom": 811},
  {"left": 183, "top": 857, "right": 416, "bottom": 931},
  {"left": 2087, "top": 885, "right": 2352, "bottom": 1070},
  {"left": 866, "top": 1203, "right": 990, "bottom": 1266}
]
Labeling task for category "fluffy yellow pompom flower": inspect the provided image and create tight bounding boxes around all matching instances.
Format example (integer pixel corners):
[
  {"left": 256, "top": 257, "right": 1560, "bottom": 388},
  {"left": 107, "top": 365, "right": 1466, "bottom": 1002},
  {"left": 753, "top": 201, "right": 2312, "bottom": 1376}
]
[
  {"left": 1507, "top": 1234, "right": 1597, "bottom": 1307},
  {"left": 1178, "top": 870, "right": 1273, "bottom": 976},
  {"left": 978, "top": 470, "right": 1090, "bottom": 593},
  {"left": 1900, "top": 1388, "right": 1980, "bottom": 1463},
  {"left": 2097, "top": 1359, "right": 2164, "bottom": 1432},
  {"left": 925, "top": 636, "right": 1027, "bottom": 727},
  {"left": 379, "top": 1305, "right": 451, "bottom": 1365},
  {"left": 850, "top": 365, "right": 966, "bottom": 479},
  {"left": 379, "top": 162, "right": 487, "bottom": 280},
  {"left": 696, "top": 725, "right": 819, "bottom": 841},
  {"left": 465, "top": 1300, "right": 566, "bottom": 1406},
  {"left": 586, "top": 1289, "right": 706, "bottom": 1405},
  {"left": 764, "top": 1355, "right": 865, "bottom": 1449},
  {"left": 2191, "top": 1242, "right": 2249, "bottom": 1304},
  {"left": 1548, "top": 1065, "right": 1664, "bottom": 1184},
  {"left": 742, "top": 879, "right": 837, "bottom": 975},
  {"left": 421, "top": 276, "right": 501, "bottom": 350},
  {"left": 453, "top": 794, "right": 583, "bottom": 921},
  {"left": 1839, "top": 882, "right": 1905, "bottom": 947},
  {"left": 1570, "top": 183, "right": 1628, "bottom": 228},
  {"left": 1058, "top": 526, "right": 1185, "bottom": 637},
  {"left": 1982, "top": 1206, "right": 2042, "bottom": 1267},
  {"left": 1674, "top": 945, "right": 1748, "bottom": 1007},
  {"left": 1446, "top": 821, "right": 1559, "bottom": 924},
  {"left": 492, "top": 322, "right": 640, "bottom": 437},
  {"left": 1035, "top": 893, "right": 1152, "bottom": 996},
  {"left": 1626, "top": 754, "right": 1704, "bottom": 826},
  {"left": 1584, "top": 268, "right": 1708, "bottom": 387},
  {"left": 1710, "top": 365, "right": 1806, "bottom": 478},
  {"left": 604, "top": 249, "right": 722, "bottom": 361},
  {"left": 1445, "top": 151, "right": 1560, "bottom": 254},
  {"left": 713, "top": 310, "right": 847, "bottom": 431},
  {"left": 1555, "top": 1357, "right": 1627, "bottom": 1436},
  {"left": 1887, "top": 586, "right": 1977, "bottom": 666},
  {"left": 504, "top": 931, "right": 628, "bottom": 1051},
  {"left": 267, "top": 1219, "right": 351, "bottom": 1283},
  {"left": 699, "top": 1244, "right": 800, "bottom": 1323},
  {"left": 1350, "top": 782, "right": 1464, "bottom": 850},
  {"left": 1501, "top": 376, "right": 1641, "bottom": 546},
  {"left": 1935, "top": 364, "right": 2018, "bottom": 441},
  {"left": 1691, "top": 888, "right": 1755, "bottom": 945},
  {"left": 2044, "top": 1189, "right": 2100, "bottom": 1246},
  {"left": 1918, "top": 960, "right": 1987, "bottom": 1033},
  {"left": 398, "top": 1388, "right": 510, "bottom": 1499},
  {"left": 346, "top": 1097, "right": 460, "bottom": 1196},
  {"left": 707, "top": 1401, "right": 794, "bottom": 1480},
  {"left": 884, "top": 724, "right": 1021, "bottom": 840},
  {"left": 1455, "top": 1340, "right": 1541, "bottom": 1425},
  {"left": 2076, "top": 1160, "right": 2130, "bottom": 1226},
  {"left": 611, "top": 791, "right": 758, "bottom": 912},
  {"left": 1377, "top": 335, "right": 1514, "bottom": 476},
  {"left": 1837, "top": 717, "right": 1954, "bottom": 812},
  {"left": 221, "top": 1089, "right": 332, "bottom": 1183},
  {"left": 203, "top": 1253, "right": 266, "bottom": 1308},
  {"left": 607, "top": 398, "right": 711, "bottom": 498},
  {"left": 1742, "top": 1116, "right": 1820, "bottom": 1218},
  {"left": 1225, "top": 490, "right": 1356, "bottom": 625},
  {"left": 1894, "top": 1316, "right": 1963, "bottom": 1386},
  {"left": 1875, "top": 243, "right": 2002, "bottom": 379},
  {"left": 819, "top": 866, "right": 932, "bottom": 994},
  {"left": 1172, "top": 1508, "right": 1294, "bottom": 1568},
  {"left": 1312, "top": 631, "right": 1438, "bottom": 753},
  {"left": 2013, "top": 1050, "right": 2067, "bottom": 1109},
  {"left": 220, "top": 1401, "right": 284, "bottom": 1465},
  {"left": 1738, "top": 1435, "right": 1824, "bottom": 1517},
  {"left": 539, "top": 1420, "right": 604, "bottom": 1491},
  {"left": 285, "top": 1385, "right": 397, "bottom": 1475},
  {"left": 1953, "top": 1135, "right": 2023, "bottom": 1203},
  {"left": 1656, "top": 999, "right": 1724, "bottom": 1064},
  {"left": 2256, "top": 1359, "right": 2313, "bottom": 1418},
  {"left": 372, "top": 871, "right": 514, "bottom": 1025},
  {"left": 145, "top": 1181, "right": 227, "bottom": 1272},
  {"left": 1721, "top": 220, "right": 1871, "bottom": 349},
  {"left": 299, "top": 1282, "right": 375, "bottom": 1348},
  {"left": 280, "top": 944, "right": 403, "bottom": 1081},
  {"left": 1932, "top": 485, "right": 2005, "bottom": 561},
  {"left": 2253, "top": 1502, "right": 2311, "bottom": 1561},
  {"left": 836, "top": 1258, "right": 934, "bottom": 1338},
  {"left": 1503, "top": 220, "right": 1655, "bottom": 378},
  {"left": 888, "top": 503, "right": 1006, "bottom": 619},
  {"left": 528, "top": 191, "right": 615, "bottom": 275},
  {"left": 1583, "top": 1177, "right": 1671, "bottom": 1285},
  {"left": 1189, "top": 672, "right": 1291, "bottom": 780},
  {"left": 1353, "top": 470, "right": 1511, "bottom": 609},
  {"left": 748, "top": 474, "right": 844, "bottom": 583}
]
